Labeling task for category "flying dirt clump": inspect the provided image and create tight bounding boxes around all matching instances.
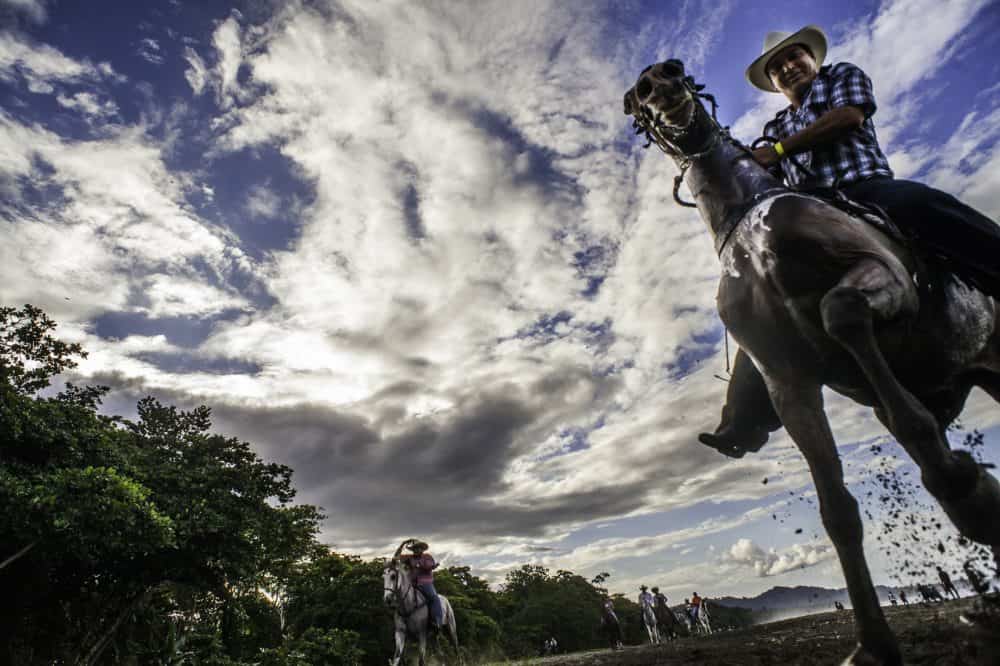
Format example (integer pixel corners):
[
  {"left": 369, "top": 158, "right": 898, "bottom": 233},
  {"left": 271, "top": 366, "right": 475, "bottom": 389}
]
[{"left": 858, "top": 429, "right": 998, "bottom": 588}]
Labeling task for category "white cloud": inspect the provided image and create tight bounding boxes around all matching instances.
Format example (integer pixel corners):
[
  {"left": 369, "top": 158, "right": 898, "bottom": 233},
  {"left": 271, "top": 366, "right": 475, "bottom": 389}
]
[
  {"left": 245, "top": 184, "right": 281, "bottom": 219},
  {"left": 0, "top": 30, "right": 118, "bottom": 91},
  {"left": 55, "top": 91, "right": 118, "bottom": 121},
  {"left": 0, "top": 105, "right": 250, "bottom": 328},
  {"left": 139, "top": 274, "right": 251, "bottom": 318},
  {"left": 1, "top": 0, "right": 47, "bottom": 24},
  {"left": 212, "top": 14, "right": 243, "bottom": 107},
  {"left": 182, "top": 46, "right": 208, "bottom": 95},
  {"left": 724, "top": 537, "right": 837, "bottom": 577},
  {"left": 136, "top": 37, "right": 165, "bottom": 66}
]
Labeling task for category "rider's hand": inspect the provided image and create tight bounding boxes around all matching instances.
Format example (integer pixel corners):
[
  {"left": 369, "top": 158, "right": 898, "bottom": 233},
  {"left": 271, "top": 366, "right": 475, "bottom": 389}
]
[{"left": 752, "top": 146, "right": 781, "bottom": 168}]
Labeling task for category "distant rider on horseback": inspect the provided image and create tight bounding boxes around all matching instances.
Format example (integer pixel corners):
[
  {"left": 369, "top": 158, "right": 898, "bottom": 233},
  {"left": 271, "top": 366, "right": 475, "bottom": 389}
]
[
  {"left": 652, "top": 586, "right": 680, "bottom": 638},
  {"left": 638, "top": 584, "right": 654, "bottom": 609},
  {"left": 700, "top": 24, "right": 1000, "bottom": 458},
  {"left": 600, "top": 596, "right": 624, "bottom": 649},
  {"left": 690, "top": 591, "right": 703, "bottom": 621},
  {"left": 399, "top": 539, "right": 444, "bottom": 628}
]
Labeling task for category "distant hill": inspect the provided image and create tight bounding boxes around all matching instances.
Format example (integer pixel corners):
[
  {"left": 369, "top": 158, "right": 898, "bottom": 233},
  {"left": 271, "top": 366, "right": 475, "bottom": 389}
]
[
  {"left": 712, "top": 584, "right": 912, "bottom": 622},
  {"left": 714, "top": 585, "right": 858, "bottom": 612}
]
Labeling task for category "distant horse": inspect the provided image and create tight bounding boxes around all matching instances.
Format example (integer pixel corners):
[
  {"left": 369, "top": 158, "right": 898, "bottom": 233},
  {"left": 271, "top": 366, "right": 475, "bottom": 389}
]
[
  {"left": 690, "top": 601, "right": 713, "bottom": 635},
  {"left": 383, "top": 543, "right": 458, "bottom": 666},
  {"left": 641, "top": 601, "right": 662, "bottom": 644},
  {"left": 624, "top": 58, "right": 1000, "bottom": 665},
  {"left": 917, "top": 584, "right": 945, "bottom": 604},
  {"left": 654, "top": 599, "right": 686, "bottom": 640}
]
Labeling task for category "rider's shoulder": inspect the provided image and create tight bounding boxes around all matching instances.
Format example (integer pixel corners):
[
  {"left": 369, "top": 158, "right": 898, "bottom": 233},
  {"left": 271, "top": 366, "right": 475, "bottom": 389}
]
[{"left": 826, "top": 61, "right": 869, "bottom": 80}]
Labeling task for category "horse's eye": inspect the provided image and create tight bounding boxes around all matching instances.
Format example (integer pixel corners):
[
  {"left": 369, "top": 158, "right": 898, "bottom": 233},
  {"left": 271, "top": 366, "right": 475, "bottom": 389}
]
[{"left": 636, "top": 78, "right": 652, "bottom": 99}]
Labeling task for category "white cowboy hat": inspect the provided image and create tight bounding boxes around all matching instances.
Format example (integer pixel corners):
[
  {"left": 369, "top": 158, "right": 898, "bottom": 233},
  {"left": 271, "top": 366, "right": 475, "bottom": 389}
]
[{"left": 746, "top": 25, "right": 828, "bottom": 92}]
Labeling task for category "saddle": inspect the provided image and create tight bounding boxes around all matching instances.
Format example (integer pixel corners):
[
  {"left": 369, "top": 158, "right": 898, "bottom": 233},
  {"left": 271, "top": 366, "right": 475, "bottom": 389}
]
[{"left": 801, "top": 187, "right": 903, "bottom": 244}]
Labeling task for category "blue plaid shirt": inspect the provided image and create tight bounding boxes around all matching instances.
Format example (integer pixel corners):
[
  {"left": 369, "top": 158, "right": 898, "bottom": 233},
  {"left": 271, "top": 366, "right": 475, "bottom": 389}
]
[{"left": 764, "top": 62, "right": 893, "bottom": 189}]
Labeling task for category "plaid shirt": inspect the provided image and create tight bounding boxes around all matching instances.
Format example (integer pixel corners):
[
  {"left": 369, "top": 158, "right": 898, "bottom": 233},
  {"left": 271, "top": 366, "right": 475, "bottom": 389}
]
[{"left": 764, "top": 62, "right": 893, "bottom": 189}]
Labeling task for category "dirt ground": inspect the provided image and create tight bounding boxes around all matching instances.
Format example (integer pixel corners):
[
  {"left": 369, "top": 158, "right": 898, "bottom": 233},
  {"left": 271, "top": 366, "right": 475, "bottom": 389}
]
[{"left": 488, "top": 595, "right": 1000, "bottom": 665}]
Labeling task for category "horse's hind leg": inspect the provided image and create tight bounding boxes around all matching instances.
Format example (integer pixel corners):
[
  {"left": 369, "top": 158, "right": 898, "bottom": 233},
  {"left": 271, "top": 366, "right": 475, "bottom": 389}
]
[
  {"left": 821, "top": 263, "right": 1000, "bottom": 549},
  {"left": 769, "top": 380, "right": 900, "bottom": 665}
]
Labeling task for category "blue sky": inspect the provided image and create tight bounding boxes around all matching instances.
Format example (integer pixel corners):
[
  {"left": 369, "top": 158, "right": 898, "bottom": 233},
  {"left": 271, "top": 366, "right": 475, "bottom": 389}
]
[{"left": 2, "top": 0, "right": 999, "bottom": 600}]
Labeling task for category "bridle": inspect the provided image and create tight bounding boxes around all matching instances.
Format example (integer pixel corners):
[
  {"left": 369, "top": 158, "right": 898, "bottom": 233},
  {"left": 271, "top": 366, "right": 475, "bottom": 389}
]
[
  {"left": 626, "top": 61, "right": 789, "bottom": 258},
  {"left": 384, "top": 559, "right": 426, "bottom": 620},
  {"left": 627, "top": 61, "right": 732, "bottom": 207}
]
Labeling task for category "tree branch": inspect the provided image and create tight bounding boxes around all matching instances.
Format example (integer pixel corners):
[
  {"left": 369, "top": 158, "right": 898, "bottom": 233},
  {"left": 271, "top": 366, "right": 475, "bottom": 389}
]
[{"left": 0, "top": 541, "right": 37, "bottom": 571}]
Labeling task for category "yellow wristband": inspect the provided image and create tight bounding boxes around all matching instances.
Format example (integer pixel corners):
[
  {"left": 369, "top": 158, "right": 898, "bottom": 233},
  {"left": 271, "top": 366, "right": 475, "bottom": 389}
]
[{"left": 773, "top": 141, "right": 786, "bottom": 157}]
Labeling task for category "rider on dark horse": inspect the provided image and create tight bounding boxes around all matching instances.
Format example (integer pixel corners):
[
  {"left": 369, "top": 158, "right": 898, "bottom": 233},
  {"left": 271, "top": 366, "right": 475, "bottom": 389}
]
[
  {"left": 600, "top": 596, "right": 624, "bottom": 649},
  {"left": 652, "top": 586, "right": 679, "bottom": 637},
  {"left": 399, "top": 540, "right": 444, "bottom": 629},
  {"left": 700, "top": 25, "right": 1000, "bottom": 457}
]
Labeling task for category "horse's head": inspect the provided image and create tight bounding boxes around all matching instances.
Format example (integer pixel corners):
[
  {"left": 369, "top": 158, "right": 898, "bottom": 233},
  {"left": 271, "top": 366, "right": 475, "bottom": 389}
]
[
  {"left": 383, "top": 561, "right": 401, "bottom": 608},
  {"left": 624, "top": 59, "right": 696, "bottom": 132}
]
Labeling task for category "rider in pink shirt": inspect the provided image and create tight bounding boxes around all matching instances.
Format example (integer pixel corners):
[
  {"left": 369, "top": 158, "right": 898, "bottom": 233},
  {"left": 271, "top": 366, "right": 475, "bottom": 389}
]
[{"left": 399, "top": 540, "right": 443, "bottom": 627}]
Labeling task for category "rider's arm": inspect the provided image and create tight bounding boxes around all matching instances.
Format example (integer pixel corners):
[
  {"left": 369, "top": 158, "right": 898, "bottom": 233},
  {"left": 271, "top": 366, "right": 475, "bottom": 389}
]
[
  {"left": 775, "top": 106, "right": 865, "bottom": 156},
  {"left": 755, "top": 107, "right": 864, "bottom": 167}
]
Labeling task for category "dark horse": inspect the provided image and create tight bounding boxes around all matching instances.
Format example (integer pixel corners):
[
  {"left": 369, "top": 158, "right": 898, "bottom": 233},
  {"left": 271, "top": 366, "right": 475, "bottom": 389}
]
[{"left": 624, "top": 59, "right": 1000, "bottom": 665}]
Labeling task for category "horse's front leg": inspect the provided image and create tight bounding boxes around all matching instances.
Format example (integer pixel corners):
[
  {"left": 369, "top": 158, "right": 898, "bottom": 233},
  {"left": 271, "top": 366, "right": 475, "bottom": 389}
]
[
  {"left": 417, "top": 631, "right": 427, "bottom": 666},
  {"left": 389, "top": 623, "right": 406, "bottom": 666},
  {"left": 821, "top": 260, "right": 1000, "bottom": 549},
  {"left": 769, "top": 379, "right": 901, "bottom": 666}
]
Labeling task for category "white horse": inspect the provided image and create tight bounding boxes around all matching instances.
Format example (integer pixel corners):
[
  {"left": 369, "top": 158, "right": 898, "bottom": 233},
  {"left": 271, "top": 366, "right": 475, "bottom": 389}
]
[
  {"left": 383, "top": 552, "right": 458, "bottom": 666},
  {"left": 690, "top": 601, "right": 713, "bottom": 635},
  {"left": 641, "top": 601, "right": 662, "bottom": 644}
]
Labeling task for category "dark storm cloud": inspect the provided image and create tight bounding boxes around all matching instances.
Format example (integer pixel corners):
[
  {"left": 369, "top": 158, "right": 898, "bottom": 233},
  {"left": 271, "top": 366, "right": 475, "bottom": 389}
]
[{"left": 86, "top": 364, "right": 636, "bottom": 544}]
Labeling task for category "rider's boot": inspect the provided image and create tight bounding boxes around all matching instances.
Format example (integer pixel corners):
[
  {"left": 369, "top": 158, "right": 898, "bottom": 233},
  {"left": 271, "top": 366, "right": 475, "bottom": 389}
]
[{"left": 698, "top": 349, "right": 781, "bottom": 458}]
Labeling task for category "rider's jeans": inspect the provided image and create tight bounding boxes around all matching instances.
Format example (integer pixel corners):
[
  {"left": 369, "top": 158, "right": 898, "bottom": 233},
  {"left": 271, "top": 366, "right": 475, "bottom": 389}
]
[{"left": 417, "top": 582, "right": 443, "bottom": 626}]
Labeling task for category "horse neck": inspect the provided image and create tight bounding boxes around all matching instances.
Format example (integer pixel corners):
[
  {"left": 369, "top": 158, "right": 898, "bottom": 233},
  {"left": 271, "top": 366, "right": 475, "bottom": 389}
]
[
  {"left": 394, "top": 563, "right": 417, "bottom": 609},
  {"left": 678, "top": 114, "right": 782, "bottom": 250}
]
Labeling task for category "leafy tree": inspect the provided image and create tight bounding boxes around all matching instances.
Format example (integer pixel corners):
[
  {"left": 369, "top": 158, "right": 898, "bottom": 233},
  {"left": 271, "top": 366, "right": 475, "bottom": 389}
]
[
  {"left": 435, "top": 566, "right": 503, "bottom": 661},
  {"left": 283, "top": 552, "right": 391, "bottom": 665},
  {"left": 496, "top": 564, "right": 610, "bottom": 657},
  {"left": 0, "top": 305, "right": 322, "bottom": 665}
]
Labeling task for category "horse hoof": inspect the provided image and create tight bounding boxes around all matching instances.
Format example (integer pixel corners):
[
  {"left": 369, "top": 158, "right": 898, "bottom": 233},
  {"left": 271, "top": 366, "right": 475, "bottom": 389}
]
[
  {"left": 839, "top": 643, "right": 902, "bottom": 666},
  {"left": 698, "top": 433, "right": 747, "bottom": 458},
  {"left": 937, "top": 454, "right": 1000, "bottom": 546}
]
